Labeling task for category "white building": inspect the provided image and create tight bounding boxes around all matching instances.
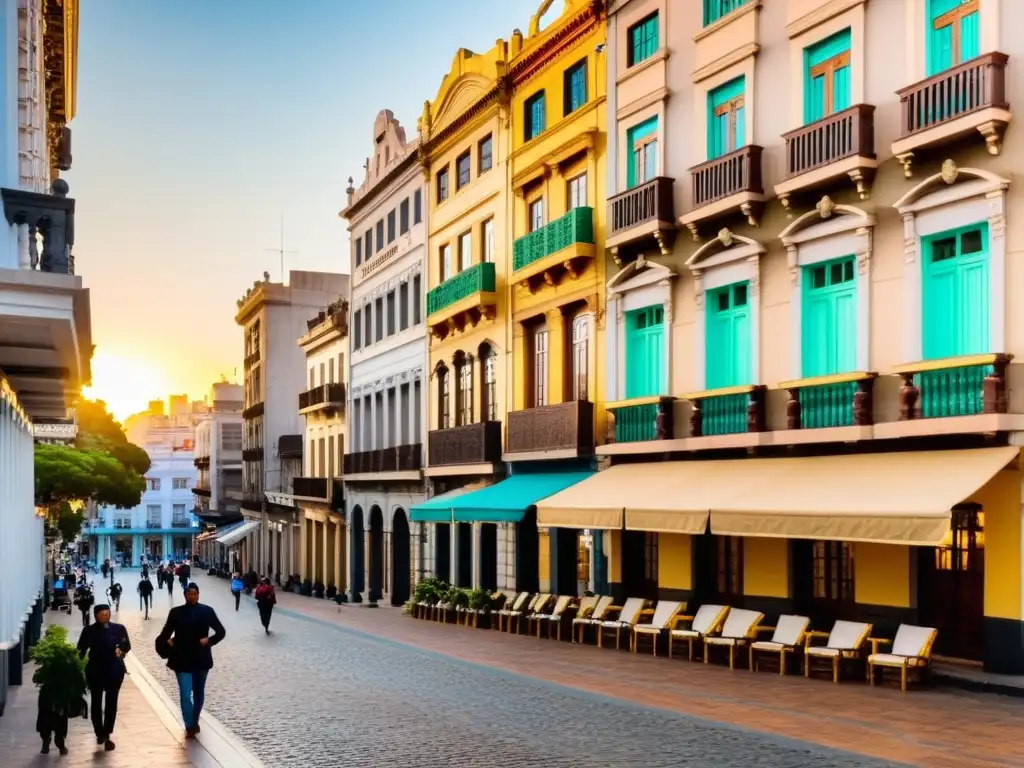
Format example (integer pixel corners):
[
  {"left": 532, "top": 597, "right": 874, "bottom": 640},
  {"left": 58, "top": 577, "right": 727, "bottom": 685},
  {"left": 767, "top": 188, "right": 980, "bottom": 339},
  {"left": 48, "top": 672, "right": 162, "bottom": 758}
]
[
  {"left": 234, "top": 269, "right": 349, "bottom": 578},
  {"left": 340, "top": 109, "right": 427, "bottom": 606},
  {"left": 192, "top": 382, "right": 243, "bottom": 566},
  {"left": 0, "top": 0, "right": 86, "bottom": 715},
  {"left": 90, "top": 403, "right": 202, "bottom": 565}
]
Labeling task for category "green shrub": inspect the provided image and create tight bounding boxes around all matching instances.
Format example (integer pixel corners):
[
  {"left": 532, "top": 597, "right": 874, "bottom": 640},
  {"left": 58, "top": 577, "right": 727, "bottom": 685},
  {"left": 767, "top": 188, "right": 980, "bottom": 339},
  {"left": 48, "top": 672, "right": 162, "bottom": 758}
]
[
  {"left": 30, "top": 625, "right": 87, "bottom": 716},
  {"left": 467, "top": 588, "right": 491, "bottom": 611},
  {"left": 413, "top": 577, "right": 449, "bottom": 604}
]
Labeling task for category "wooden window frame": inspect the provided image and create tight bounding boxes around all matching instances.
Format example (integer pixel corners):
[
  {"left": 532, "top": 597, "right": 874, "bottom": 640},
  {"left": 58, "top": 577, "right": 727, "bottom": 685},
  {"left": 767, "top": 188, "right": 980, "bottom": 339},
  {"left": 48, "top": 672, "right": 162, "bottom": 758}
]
[
  {"left": 712, "top": 95, "right": 745, "bottom": 155},
  {"left": 933, "top": 0, "right": 979, "bottom": 67},
  {"left": 809, "top": 50, "right": 851, "bottom": 117},
  {"left": 456, "top": 151, "right": 471, "bottom": 191}
]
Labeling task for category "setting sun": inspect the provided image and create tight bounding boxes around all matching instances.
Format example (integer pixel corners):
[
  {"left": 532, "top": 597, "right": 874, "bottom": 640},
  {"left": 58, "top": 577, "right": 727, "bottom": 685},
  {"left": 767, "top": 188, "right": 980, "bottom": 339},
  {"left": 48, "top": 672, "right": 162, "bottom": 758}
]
[{"left": 82, "top": 350, "right": 171, "bottom": 421}]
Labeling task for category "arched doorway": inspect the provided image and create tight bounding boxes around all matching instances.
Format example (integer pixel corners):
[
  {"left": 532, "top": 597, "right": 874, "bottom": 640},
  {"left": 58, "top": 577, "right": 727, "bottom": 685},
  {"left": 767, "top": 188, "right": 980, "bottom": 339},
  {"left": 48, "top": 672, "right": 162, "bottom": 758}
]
[
  {"left": 368, "top": 506, "right": 385, "bottom": 602},
  {"left": 391, "top": 508, "right": 411, "bottom": 606},
  {"left": 350, "top": 505, "right": 365, "bottom": 600}
]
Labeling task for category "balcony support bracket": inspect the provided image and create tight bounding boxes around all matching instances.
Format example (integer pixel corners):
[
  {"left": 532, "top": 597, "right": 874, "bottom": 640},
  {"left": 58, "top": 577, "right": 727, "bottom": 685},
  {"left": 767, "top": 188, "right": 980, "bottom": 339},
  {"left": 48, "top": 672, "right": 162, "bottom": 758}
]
[
  {"left": 978, "top": 120, "right": 1006, "bottom": 155},
  {"left": 740, "top": 200, "right": 763, "bottom": 228},
  {"left": 896, "top": 152, "right": 915, "bottom": 178},
  {"left": 848, "top": 168, "right": 873, "bottom": 200}
]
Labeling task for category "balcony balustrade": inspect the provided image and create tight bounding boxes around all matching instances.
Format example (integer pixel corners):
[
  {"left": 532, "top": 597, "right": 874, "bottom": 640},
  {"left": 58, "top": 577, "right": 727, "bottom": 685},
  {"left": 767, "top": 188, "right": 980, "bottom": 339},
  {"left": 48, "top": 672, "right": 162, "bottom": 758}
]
[
  {"left": 343, "top": 444, "right": 423, "bottom": 474},
  {"left": 0, "top": 184, "right": 76, "bottom": 274},
  {"left": 606, "top": 178, "right": 675, "bottom": 257},
  {"left": 426, "top": 262, "right": 496, "bottom": 318},
  {"left": 605, "top": 397, "right": 675, "bottom": 443},
  {"left": 299, "top": 382, "right": 346, "bottom": 412},
  {"left": 513, "top": 207, "right": 594, "bottom": 273},
  {"left": 428, "top": 421, "right": 502, "bottom": 467},
  {"left": 686, "top": 385, "right": 766, "bottom": 438},
  {"left": 897, "top": 354, "right": 1011, "bottom": 420},
  {"left": 781, "top": 373, "right": 876, "bottom": 430},
  {"left": 681, "top": 146, "right": 764, "bottom": 238},
  {"left": 506, "top": 400, "right": 594, "bottom": 456}
]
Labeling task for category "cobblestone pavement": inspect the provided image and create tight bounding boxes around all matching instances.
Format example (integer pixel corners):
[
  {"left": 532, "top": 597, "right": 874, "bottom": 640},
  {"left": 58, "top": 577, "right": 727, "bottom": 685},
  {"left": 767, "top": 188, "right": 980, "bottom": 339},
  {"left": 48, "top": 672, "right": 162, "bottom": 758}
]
[{"left": 109, "top": 573, "right": 912, "bottom": 768}]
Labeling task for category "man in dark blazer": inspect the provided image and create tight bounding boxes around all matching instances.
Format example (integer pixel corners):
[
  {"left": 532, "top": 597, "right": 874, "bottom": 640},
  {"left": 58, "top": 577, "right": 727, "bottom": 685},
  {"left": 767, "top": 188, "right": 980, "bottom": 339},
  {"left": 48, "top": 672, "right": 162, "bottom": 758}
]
[
  {"left": 77, "top": 603, "right": 130, "bottom": 752},
  {"left": 156, "top": 581, "right": 226, "bottom": 738}
]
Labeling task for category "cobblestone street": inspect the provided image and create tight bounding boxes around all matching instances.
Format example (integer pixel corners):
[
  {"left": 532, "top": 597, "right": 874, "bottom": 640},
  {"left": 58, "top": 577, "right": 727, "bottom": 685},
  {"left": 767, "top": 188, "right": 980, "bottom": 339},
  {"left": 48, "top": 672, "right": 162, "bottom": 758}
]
[{"left": 101, "top": 572, "right": 917, "bottom": 768}]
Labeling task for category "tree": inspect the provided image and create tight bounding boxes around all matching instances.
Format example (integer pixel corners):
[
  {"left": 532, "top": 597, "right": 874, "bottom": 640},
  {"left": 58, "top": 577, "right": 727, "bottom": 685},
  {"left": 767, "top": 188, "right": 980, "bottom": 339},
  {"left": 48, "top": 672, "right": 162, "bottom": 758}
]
[{"left": 74, "top": 399, "right": 151, "bottom": 476}]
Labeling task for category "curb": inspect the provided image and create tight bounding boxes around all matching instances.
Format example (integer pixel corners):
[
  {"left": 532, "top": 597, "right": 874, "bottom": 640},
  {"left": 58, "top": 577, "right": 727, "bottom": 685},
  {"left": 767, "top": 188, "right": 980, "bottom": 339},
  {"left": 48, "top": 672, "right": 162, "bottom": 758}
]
[{"left": 124, "top": 652, "right": 265, "bottom": 768}]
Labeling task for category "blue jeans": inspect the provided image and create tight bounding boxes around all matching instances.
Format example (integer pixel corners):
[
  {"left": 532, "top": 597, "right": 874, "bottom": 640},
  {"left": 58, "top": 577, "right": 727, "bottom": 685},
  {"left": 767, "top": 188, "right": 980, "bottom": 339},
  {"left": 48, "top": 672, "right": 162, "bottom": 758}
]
[{"left": 174, "top": 669, "right": 208, "bottom": 729}]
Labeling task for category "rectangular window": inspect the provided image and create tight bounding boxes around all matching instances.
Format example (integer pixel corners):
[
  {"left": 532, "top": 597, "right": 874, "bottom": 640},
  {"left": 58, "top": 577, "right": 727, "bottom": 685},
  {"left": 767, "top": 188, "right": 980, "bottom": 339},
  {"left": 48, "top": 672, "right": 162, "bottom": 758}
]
[
  {"left": 524, "top": 91, "right": 546, "bottom": 141},
  {"left": 627, "top": 12, "right": 659, "bottom": 66},
  {"left": 478, "top": 134, "right": 493, "bottom": 174},
  {"left": 399, "top": 281, "right": 409, "bottom": 331},
  {"left": 353, "top": 309, "right": 362, "bottom": 351},
  {"left": 413, "top": 274, "right": 422, "bottom": 324},
  {"left": 458, "top": 359, "right": 473, "bottom": 426},
  {"left": 440, "top": 244, "right": 452, "bottom": 280},
  {"left": 374, "top": 298, "right": 384, "bottom": 343},
  {"left": 483, "top": 351, "right": 497, "bottom": 421},
  {"left": 572, "top": 314, "right": 590, "bottom": 401},
  {"left": 802, "top": 256, "right": 857, "bottom": 377},
  {"left": 172, "top": 478, "right": 188, "bottom": 490},
  {"left": 375, "top": 220, "right": 384, "bottom": 252},
  {"left": 364, "top": 229, "right": 372, "bottom": 257},
  {"left": 413, "top": 189, "right": 422, "bottom": 223},
  {"left": 708, "top": 76, "right": 746, "bottom": 159},
  {"left": 147, "top": 478, "right": 161, "bottom": 492},
  {"left": 329, "top": 357, "right": 335, "bottom": 384},
  {"left": 458, "top": 231, "right": 472, "bottom": 271},
  {"left": 626, "top": 117, "right": 658, "bottom": 189},
  {"left": 563, "top": 60, "right": 587, "bottom": 116},
  {"left": 413, "top": 379, "right": 422, "bottom": 443},
  {"left": 706, "top": 282, "right": 751, "bottom": 389},
  {"left": 355, "top": 238, "right": 362, "bottom": 267},
  {"left": 456, "top": 151, "right": 471, "bottom": 190},
  {"left": 804, "top": 28, "right": 851, "bottom": 123},
  {"left": 387, "top": 209, "right": 396, "bottom": 243},
  {"left": 437, "top": 168, "right": 449, "bottom": 202},
  {"left": 927, "top": 0, "right": 979, "bottom": 76},
  {"left": 566, "top": 173, "right": 587, "bottom": 210},
  {"left": 625, "top": 306, "right": 664, "bottom": 398},
  {"left": 716, "top": 536, "right": 744, "bottom": 601},
  {"left": 528, "top": 199, "right": 545, "bottom": 232},
  {"left": 923, "top": 223, "right": 989, "bottom": 359},
  {"left": 364, "top": 304, "right": 372, "bottom": 347},
  {"left": 704, "top": 0, "right": 751, "bottom": 27},
  {"left": 812, "top": 541, "right": 854, "bottom": 603},
  {"left": 482, "top": 218, "right": 494, "bottom": 263},
  {"left": 386, "top": 290, "right": 396, "bottom": 336},
  {"left": 399, "top": 199, "right": 410, "bottom": 234},
  {"left": 533, "top": 326, "right": 549, "bottom": 407}
]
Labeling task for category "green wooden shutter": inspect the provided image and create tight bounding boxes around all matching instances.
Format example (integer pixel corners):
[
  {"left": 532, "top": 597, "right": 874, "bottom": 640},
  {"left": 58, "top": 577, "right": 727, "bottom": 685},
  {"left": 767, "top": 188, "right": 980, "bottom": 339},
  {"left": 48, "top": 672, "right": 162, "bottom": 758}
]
[
  {"left": 832, "top": 63, "right": 851, "bottom": 112},
  {"left": 707, "top": 77, "right": 744, "bottom": 159},
  {"left": 706, "top": 283, "right": 750, "bottom": 388},
  {"left": 960, "top": 10, "right": 979, "bottom": 61},
  {"left": 807, "top": 74, "right": 826, "bottom": 123},
  {"left": 625, "top": 307, "right": 664, "bottom": 398},
  {"left": 922, "top": 225, "right": 989, "bottom": 359},
  {"left": 625, "top": 117, "right": 658, "bottom": 188},
  {"left": 802, "top": 258, "right": 856, "bottom": 378},
  {"left": 803, "top": 28, "right": 851, "bottom": 123}
]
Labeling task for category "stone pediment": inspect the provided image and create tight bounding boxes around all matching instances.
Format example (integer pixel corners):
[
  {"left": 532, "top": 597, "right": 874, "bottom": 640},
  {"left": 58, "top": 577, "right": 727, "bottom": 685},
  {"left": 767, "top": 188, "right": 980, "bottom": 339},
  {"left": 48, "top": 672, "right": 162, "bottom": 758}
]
[
  {"left": 607, "top": 255, "right": 675, "bottom": 295},
  {"left": 431, "top": 74, "right": 492, "bottom": 136}
]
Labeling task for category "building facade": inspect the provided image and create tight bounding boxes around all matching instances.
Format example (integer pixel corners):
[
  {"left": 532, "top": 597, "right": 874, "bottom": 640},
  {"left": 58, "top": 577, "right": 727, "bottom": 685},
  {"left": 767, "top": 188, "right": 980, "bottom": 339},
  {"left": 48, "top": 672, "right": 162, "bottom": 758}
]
[
  {"left": 0, "top": 0, "right": 85, "bottom": 715},
  {"left": 291, "top": 299, "right": 347, "bottom": 592},
  {"left": 235, "top": 270, "right": 348, "bottom": 577},
  {"left": 527, "top": 0, "right": 1024, "bottom": 674},
  {"left": 341, "top": 110, "right": 427, "bottom": 606},
  {"left": 191, "top": 382, "right": 243, "bottom": 567}
]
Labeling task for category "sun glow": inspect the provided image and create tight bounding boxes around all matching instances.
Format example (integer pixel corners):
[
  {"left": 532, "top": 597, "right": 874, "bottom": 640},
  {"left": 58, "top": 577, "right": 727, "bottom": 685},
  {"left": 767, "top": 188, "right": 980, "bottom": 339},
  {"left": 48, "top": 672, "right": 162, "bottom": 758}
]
[{"left": 82, "top": 351, "right": 171, "bottom": 422}]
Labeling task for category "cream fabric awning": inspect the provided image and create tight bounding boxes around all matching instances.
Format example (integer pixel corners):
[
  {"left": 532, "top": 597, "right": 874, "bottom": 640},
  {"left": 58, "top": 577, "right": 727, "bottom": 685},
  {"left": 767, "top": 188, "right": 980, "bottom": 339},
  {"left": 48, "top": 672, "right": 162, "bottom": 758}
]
[{"left": 708, "top": 447, "right": 1018, "bottom": 545}]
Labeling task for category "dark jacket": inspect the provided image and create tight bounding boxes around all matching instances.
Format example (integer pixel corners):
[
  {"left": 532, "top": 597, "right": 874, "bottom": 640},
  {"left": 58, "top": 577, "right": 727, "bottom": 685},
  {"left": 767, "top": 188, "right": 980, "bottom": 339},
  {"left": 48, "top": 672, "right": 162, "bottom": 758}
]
[
  {"left": 77, "top": 622, "right": 130, "bottom": 685},
  {"left": 156, "top": 603, "right": 226, "bottom": 672}
]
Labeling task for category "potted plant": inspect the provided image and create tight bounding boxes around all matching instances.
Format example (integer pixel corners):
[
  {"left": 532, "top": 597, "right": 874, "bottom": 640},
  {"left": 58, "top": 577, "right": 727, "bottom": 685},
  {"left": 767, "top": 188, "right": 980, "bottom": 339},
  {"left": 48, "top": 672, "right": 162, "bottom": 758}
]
[
  {"left": 326, "top": 584, "right": 337, "bottom": 600},
  {"left": 467, "top": 588, "right": 492, "bottom": 628},
  {"left": 300, "top": 578, "right": 312, "bottom": 597},
  {"left": 30, "top": 625, "right": 87, "bottom": 755},
  {"left": 411, "top": 577, "right": 448, "bottom": 619},
  {"left": 313, "top": 580, "right": 325, "bottom": 599}
]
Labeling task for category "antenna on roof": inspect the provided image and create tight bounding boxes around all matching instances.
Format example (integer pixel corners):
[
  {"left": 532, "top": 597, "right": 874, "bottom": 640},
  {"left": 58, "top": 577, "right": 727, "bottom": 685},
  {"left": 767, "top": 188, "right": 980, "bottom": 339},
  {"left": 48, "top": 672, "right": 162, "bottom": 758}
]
[{"left": 264, "top": 212, "right": 298, "bottom": 282}]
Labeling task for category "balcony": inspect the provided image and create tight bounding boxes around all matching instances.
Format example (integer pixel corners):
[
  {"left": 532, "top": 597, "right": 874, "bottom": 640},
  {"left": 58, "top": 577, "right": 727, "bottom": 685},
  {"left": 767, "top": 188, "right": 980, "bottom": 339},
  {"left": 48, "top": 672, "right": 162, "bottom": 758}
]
[
  {"left": 193, "top": 456, "right": 210, "bottom": 469},
  {"left": 145, "top": 519, "right": 161, "bottom": 530},
  {"left": 679, "top": 146, "right": 765, "bottom": 240},
  {"left": 1, "top": 186, "right": 75, "bottom": 275},
  {"left": 775, "top": 105, "right": 877, "bottom": 212},
  {"left": 171, "top": 517, "right": 191, "bottom": 529},
  {"left": 606, "top": 178, "right": 676, "bottom": 261},
  {"left": 192, "top": 486, "right": 212, "bottom": 498},
  {"left": 241, "top": 447, "right": 263, "bottom": 462},
  {"left": 242, "top": 401, "right": 264, "bottom": 420},
  {"left": 779, "top": 373, "right": 877, "bottom": 434},
  {"left": 505, "top": 400, "right": 594, "bottom": 458},
  {"left": 426, "top": 262, "right": 497, "bottom": 341},
  {"left": 428, "top": 421, "right": 502, "bottom": 468},
  {"left": 299, "top": 382, "right": 346, "bottom": 414},
  {"left": 292, "top": 476, "right": 327, "bottom": 499},
  {"left": 892, "top": 53, "right": 1010, "bottom": 177},
  {"left": 343, "top": 444, "right": 423, "bottom": 477},
  {"left": 512, "top": 206, "right": 595, "bottom": 287},
  {"left": 278, "top": 434, "right": 303, "bottom": 459},
  {"left": 605, "top": 397, "right": 676, "bottom": 444},
  {"left": 684, "top": 385, "right": 766, "bottom": 439}
]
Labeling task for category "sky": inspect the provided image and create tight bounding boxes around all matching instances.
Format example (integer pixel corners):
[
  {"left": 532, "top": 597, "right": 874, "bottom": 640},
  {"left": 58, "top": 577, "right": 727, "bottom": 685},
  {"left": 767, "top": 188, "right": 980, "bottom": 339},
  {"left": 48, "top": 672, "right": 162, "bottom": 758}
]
[{"left": 71, "top": 0, "right": 543, "bottom": 420}]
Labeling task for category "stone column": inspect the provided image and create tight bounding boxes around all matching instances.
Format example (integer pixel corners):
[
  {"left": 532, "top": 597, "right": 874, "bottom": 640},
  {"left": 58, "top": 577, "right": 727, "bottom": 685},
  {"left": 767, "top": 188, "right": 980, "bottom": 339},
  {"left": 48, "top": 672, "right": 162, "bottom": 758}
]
[
  {"left": 545, "top": 308, "right": 567, "bottom": 404},
  {"left": 471, "top": 522, "right": 481, "bottom": 589},
  {"left": 334, "top": 520, "right": 344, "bottom": 593},
  {"left": 299, "top": 515, "right": 308, "bottom": 581},
  {"left": 322, "top": 520, "right": 330, "bottom": 589}
]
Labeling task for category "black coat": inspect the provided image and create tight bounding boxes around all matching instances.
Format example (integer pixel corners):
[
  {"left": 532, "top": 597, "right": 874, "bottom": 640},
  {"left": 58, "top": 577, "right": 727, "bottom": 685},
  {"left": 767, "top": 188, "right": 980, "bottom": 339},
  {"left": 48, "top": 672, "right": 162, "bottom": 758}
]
[
  {"left": 77, "top": 622, "right": 130, "bottom": 685},
  {"left": 156, "top": 603, "right": 225, "bottom": 673}
]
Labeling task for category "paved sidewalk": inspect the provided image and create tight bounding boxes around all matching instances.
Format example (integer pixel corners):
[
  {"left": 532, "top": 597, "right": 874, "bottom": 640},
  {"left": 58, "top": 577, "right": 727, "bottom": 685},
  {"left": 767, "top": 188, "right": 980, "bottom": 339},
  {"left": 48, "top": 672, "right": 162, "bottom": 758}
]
[
  {"left": 256, "top": 584, "right": 1024, "bottom": 768},
  {"left": 0, "top": 607, "right": 261, "bottom": 768}
]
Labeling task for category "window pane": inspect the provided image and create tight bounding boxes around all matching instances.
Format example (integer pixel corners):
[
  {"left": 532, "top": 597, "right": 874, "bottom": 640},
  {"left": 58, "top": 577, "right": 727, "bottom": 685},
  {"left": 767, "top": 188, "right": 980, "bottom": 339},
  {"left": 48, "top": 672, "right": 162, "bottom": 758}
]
[
  {"left": 459, "top": 232, "right": 472, "bottom": 270},
  {"left": 483, "top": 219, "right": 494, "bottom": 263},
  {"left": 456, "top": 152, "right": 471, "bottom": 190},
  {"left": 932, "top": 237, "right": 957, "bottom": 262},
  {"left": 479, "top": 135, "right": 493, "bottom": 173},
  {"left": 961, "top": 229, "right": 983, "bottom": 255}
]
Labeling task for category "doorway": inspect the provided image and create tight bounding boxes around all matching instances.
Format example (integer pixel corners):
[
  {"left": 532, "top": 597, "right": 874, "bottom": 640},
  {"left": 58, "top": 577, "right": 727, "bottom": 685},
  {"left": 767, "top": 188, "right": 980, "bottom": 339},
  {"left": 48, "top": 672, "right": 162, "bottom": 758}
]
[
  {"left": 918, "top": 504, "right": 985, "bottom": 661},
  {"left": 479, "top": 523, "right": 498, "bottom": 592},
  {"left": 435, "top": 523, "right": 451, "bottom": 582},
  {"left": 515, "top": 508, "right": 539, "bottom": 593},
  {"left": 455, "top": 522, "right": 472, "bottom": 587},
  {"left": 622, "top": 530, "right": 658, "bottom": 601},
  {"left": 368, "top": 506, "right": 384, "bottom": 601},
  {"left": 391, "top": 508, "right": 411, "bottom": 606},
  {"left": 350, "top": 505, "right": 365, "bottom": 597},
  {"left": 793, "top": 539, "right": 855, "bottom": 626}
]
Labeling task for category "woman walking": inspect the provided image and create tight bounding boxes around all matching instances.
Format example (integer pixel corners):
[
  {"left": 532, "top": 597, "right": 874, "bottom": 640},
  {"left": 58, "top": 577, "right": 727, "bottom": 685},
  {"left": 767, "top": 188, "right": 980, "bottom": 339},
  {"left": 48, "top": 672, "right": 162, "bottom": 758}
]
[
  {"left": 253, "top": 578, "right": 276, "bottom": 635},
  {"left": 230, "top": 573, "right": 244, "bottom": 611}
]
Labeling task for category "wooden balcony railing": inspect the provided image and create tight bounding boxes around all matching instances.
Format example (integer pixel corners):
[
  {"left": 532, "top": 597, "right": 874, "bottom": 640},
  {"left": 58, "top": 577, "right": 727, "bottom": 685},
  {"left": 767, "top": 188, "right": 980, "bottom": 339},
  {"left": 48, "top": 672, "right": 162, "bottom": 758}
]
[
  {"left": 897, "top": 354, "right": 1011, "bottom": 420},
  {"left": 298, "top": 382, "right": 346, "bottom": 411},
  {"left": 781, "top": 373, "right": 876, "bottom": 430},
  {"left": 605, "top": 397, "right": 675, "bottom": 443},
  {"left": 686, "top": 386, "right": 766, "bottom": 437},
  {"left": 608, "top": 178, "right": 675, "bottom": 238},
  {"left": 428, "top": 421, "right": 502, "bottom": 466},
  {"left": 690, "top": 145, "right": 763, "bottom": 209},
  {"left": 426, "top": 262, "right": 496, "bottom": 317},
  {"left": 343, "top": 444, "right": 423, "bottom": 474},
  {"left": 512, "top": 207, "right": 594, "bottom": 272},
  {"left": 783, "top": 104, "right": 875, "bottom": 179},
  {"left": 293, "top": 476, "right": 328, "bottom": 499},
  {"left": 898, "top": 52, "right": 1008, "bottom": 138},
  {"left": 506, "top": 400, "right": 594, "bottom": 455}
]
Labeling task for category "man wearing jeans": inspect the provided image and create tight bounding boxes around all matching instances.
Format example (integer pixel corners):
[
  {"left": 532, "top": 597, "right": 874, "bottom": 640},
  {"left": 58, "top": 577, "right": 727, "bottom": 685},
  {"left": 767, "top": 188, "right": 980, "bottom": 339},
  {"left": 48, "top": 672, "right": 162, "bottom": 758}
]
[{"left": 155, "top": 582, "right": 226, "bottom": 738}]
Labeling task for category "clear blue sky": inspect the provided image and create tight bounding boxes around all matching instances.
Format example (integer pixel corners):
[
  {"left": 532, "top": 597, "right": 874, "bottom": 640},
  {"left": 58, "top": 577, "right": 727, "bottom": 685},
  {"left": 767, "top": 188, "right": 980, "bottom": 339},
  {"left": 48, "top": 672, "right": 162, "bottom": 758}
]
[{"left": 69, "top": 0, "right": 542, "bottom": 417}]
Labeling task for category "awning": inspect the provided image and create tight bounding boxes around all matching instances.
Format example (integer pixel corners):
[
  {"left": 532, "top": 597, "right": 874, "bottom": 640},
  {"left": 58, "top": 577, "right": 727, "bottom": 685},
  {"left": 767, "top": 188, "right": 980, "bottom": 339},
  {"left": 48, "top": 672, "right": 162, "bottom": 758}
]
[
  {"left": 409, "top": 484, "right": 485, "bottom": 523},
  {"left": 536, "top": 463, "right": 708, "bottom": 532},
  {"left": 708, "top": 447, "right": 1018, "bottom": 545},
  {"left": 449, "top": 471, "right": 594, "bottom": 523},
  {"left": 216, "top": 520, "right": 260, "bottom": 547}
]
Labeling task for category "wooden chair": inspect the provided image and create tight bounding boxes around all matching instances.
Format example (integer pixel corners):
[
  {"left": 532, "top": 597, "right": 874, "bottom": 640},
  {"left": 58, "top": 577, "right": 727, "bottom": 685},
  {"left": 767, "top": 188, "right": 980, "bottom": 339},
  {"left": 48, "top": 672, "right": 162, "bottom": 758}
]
[
  {"left": 748, "top": 614, "right": 811, "bottom": 675},
  {"left": 867, "top": 624, "right": 938, "bottom": 692},
  {"left": 668, "top": 604, "right": 729, "bottom": 661}
]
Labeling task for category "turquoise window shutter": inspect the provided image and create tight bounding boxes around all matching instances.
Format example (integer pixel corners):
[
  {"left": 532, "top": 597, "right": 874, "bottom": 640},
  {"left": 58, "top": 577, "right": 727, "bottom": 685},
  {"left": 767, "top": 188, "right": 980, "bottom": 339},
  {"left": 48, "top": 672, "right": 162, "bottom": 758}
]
[
  {"left": 922, "top": 225, "right": 989, "bottom": 360},
  {"left": 928, "top": 23, "right": 953, "bottom": 75},
  {"left": 625, "top": 117, "right": 658, "bottom": 188},
  {"left": 832, "top": 64, "right": 851, "bottom": 112},
  {"left": 707, "top": 77, "right": 744, "bottom": 159},
  {"left": 834, "top": 288, "right": 857, "bottom": 372},
  {"left": 734, "top": 104, "right": 745, "bottom": 148},
  {"left": 957, "top": 258, "right": 988, "bottom": 354},
  {"left": 923, "top": 247, "right": 958, "bottom": 359},
  {"left": 625, "top": 307, "right": 664, "bottom": 398},
  {"left": 706, "top": 283, "right": 750, "bottom": 389},
  {"left": 807, "top": 74, "right": 826, "bottom": 123},
  {"left": 801, "top": 258, "right": 857, "bottom": 377},
  {"left": 803, "top": 28, "right": 851, "bottom": 123},
  {"left": 960, "top": 10, "right": 979, "bottom": 61}
]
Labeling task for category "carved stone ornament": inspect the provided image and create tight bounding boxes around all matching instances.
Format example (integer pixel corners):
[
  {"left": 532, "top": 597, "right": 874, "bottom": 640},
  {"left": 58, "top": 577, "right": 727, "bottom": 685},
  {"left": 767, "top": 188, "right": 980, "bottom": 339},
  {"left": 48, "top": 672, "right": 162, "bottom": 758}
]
[
  {"left": 816, "top": 195, "right": 836, "bottom": 219},
  {"left": 941, "top": 159, "right": 958, "bottom": 185},
  {"left": 717, "top": 228, "right": 733, "bottom": 248}
]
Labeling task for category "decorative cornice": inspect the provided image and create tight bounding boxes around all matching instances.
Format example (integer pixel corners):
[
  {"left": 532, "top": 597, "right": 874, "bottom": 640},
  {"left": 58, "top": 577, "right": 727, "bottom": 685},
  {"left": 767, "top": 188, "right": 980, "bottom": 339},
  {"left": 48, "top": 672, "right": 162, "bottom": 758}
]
[{"left": 509, "top": 4, "right": 601, "bottom": 87}]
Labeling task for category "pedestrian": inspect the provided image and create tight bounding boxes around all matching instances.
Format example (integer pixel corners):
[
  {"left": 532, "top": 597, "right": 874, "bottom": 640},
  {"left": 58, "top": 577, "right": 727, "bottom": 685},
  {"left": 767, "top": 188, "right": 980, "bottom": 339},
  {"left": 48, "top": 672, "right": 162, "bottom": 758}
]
[
  {"left": 141, "top": 561, "right": 150, "bottom": 579},
  {"left": 178, "top": 560, "right": 192, "bottom": 592},
  {"left": 100, "top": 560, "right": 109, "bottom": 579},
  {"left": 77, "top": 604, "right": 130, "bottom": 752},
  {"left": 138, "top": 575, "right": 154, "bottom": 620},
  {"left": 74, "top": 583, "right": 94, "bottom": 627},
  {"left": 166, "top": 565, "right": 175, "bottom": 599},
  {"left": 106, "top": 581, "right": 122, "bottom": 612},
  {"left": 230, "top": 572, "right": 244, "bottom": 611},
  {"left": 253, "top": 577, "right": 276, "bottom": 635},
  {"left": 155, "top": 582, "right": 226, "bottom": 738}
]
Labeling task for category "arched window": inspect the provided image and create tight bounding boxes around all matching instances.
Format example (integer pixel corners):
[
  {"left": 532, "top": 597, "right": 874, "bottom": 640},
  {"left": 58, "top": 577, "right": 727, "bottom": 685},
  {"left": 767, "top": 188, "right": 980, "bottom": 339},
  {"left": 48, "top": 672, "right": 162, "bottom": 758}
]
[
  {"left": 437, "top": 365, "right": 451, "bottom": 429},
  {"left": 571, "top": 314, "right": 590, "bottom": 401},
  {"left": 480, "top": 344, "right": 497, "bottom": 422},
  {"left": 456, "top": 353, "right": 473, "bottom": 426}
]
